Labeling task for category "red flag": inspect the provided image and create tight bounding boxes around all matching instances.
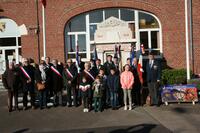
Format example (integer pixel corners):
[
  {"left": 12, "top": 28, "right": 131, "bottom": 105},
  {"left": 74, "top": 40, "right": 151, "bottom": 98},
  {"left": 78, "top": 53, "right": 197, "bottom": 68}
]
[
  {"left": 40, "top": 0, "right": 46, "bottom": 7},
  {"left": 137, "top": 55, "right": 144, "bottom": 84}
]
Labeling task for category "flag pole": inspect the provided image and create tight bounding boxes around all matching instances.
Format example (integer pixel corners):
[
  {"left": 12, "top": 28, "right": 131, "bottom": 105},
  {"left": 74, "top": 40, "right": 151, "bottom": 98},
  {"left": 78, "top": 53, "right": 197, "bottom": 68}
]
[
  {"left": 185, "top": 0, "right": 190, "bottom": 80},
  {"left": 42, "top": 3, "right": 46, "bottom": 58}
]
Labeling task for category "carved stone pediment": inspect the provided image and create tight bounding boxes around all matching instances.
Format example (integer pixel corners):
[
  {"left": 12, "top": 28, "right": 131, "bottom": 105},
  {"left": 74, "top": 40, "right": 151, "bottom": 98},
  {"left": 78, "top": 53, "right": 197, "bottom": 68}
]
[
  {"left": 97, "top": 17, "right": 128, "bottom": 29},
  {"left": 94, "top": 17, "right": 134, "bottom": 44}
]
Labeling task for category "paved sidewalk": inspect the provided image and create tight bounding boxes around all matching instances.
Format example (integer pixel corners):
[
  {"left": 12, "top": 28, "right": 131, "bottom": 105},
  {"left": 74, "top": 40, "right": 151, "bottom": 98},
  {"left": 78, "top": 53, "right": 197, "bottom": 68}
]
[
  {"left": 1, "top": 91, "right": 200, "bottom": 133},
  {"left": 0, "top": 91, "right": 170, "bottom": 133},
  {"left": 144, "top": 104, "right": 200, "bottom": 133}
]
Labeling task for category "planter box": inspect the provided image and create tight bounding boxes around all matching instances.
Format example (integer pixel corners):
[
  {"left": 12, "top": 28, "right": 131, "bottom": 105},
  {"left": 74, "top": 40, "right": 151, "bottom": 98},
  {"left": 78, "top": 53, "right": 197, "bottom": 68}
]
[{"left": 161, "top": 84, "right": 198, "bottom": 105}]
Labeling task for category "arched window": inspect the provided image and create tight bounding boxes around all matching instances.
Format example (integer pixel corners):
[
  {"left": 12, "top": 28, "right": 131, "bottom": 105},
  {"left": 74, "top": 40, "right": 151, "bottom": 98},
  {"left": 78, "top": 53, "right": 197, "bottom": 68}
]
[{"left": 64, "top": 8, "right": 162, "bottom": 60}]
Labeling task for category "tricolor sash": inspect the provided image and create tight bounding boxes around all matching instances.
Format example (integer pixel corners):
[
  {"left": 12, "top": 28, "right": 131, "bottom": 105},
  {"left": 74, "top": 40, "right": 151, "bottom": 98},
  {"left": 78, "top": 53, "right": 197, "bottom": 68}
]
[
  {"left": 20, "top": 66, "right": 31, "bottom": 80},
  {"left": 66, "top": 68, "right": 73, "bottom": 79},
  {"left": 51, "top": 66, "right": 62, "bottom": 78},
  {"left": 84, "top": 70, "right": 95, "bottom": 80}
]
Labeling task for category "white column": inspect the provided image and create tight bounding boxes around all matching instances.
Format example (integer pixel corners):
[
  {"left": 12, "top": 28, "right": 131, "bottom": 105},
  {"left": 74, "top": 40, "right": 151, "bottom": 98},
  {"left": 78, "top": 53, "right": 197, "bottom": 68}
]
[
  {"left": 185, "top": 0, "right": 190, "bottom": 80},
  {"left": 86, "top": 14, "right": 90, "bottom": 60},
  {"left": 15, "top": 37, "right": 19, "bottom": 64},
  {"left": 134, "top": 10, "right": 140, "bottom": 58},
  {"left": 42, "top": 5, "right": 46, "bottom": 58}
]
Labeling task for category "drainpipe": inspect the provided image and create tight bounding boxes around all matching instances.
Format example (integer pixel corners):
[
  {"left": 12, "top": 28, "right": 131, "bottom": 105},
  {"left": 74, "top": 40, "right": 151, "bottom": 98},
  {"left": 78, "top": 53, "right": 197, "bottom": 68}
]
[
  {"left": 189, "top": 0, "right": 194, "bottom": 75},
  {"left": 35, "top": 0, "right": 41, "bottom": 63}
]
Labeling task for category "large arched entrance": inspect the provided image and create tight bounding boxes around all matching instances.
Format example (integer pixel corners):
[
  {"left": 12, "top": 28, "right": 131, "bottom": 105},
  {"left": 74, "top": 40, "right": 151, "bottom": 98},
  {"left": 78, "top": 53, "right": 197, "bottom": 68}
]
[{"left": 64, "top": 8, "right": 162, "bottom": 65}]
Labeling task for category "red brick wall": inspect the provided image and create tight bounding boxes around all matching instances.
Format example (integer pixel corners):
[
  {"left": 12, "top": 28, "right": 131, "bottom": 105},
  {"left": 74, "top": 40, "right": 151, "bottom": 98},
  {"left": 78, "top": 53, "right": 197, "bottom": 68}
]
[{"left": 0, "top": 0, "right": 200, "bottom": 74}]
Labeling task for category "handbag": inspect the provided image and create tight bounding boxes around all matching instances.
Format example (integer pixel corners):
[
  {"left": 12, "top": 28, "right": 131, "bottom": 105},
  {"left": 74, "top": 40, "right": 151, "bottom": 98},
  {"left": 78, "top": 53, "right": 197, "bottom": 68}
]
[{"left": 37, "top": 82, "right": 45, "bottom": 91}]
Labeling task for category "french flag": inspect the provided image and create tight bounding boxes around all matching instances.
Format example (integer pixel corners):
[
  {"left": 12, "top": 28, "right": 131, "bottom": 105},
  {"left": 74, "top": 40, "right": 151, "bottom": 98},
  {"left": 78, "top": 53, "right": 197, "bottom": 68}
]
[{"left": 137, "top": 44, "right": 145, "bottom": 84}]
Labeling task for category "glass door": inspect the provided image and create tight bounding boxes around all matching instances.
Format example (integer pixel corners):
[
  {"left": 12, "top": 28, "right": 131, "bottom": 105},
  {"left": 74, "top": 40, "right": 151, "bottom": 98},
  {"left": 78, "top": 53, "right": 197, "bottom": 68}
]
[{"left": 0, "top": 49, "right": 16, "bottom": 75}]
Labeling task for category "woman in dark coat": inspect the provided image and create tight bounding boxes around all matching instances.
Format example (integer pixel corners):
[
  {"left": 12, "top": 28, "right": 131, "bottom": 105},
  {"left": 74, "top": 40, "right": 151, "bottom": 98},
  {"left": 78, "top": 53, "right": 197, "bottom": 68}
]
[{"left": 2, "top": 62, "right": 21, "bottom": 112}]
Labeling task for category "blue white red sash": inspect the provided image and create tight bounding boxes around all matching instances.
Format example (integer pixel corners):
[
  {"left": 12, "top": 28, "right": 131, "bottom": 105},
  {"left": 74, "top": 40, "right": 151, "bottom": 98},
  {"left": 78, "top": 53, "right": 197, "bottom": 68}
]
[
  {"left": 84, "top": 70, "right": 95, "bottom": 80},
  {"left": 20, "top": 66, "right": 31, "bottom": 80},
  {"left": 51, "top": 66, "right": 62, "bottom": 78},
  {"left": 66, "top": 68, "right": 73, "bottom": 79}
]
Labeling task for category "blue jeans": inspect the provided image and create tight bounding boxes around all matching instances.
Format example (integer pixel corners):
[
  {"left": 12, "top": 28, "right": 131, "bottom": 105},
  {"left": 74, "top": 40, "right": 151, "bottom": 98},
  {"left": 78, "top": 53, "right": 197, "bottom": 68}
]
[
  {"left": 39, "top": 89, "right": 47, "bottom": 108},
  {"left": 110, "top": 91, "right": 118, "bottom": 108}
]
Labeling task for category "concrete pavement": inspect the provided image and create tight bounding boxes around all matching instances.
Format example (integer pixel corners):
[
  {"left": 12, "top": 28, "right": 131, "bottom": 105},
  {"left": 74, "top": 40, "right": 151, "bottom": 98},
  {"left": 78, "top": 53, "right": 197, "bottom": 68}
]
[{"left": 0, "top": 91, "right": 199, "bottom": 133}]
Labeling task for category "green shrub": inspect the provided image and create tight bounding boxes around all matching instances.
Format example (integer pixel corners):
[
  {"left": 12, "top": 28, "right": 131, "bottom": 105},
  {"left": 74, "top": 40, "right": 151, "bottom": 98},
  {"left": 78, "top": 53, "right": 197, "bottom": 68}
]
[
  {"left": 161, "top": 69, "right": 187, "bottom": 85},
  {"left": 188, "top": 78, "right": 200, "bottom": 90}
]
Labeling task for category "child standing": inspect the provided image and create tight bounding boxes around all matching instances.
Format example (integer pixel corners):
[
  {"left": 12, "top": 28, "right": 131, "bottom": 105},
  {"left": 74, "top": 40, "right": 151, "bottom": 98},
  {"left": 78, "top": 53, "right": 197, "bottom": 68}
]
[
  {"left": 107, "top": 68, "right": 120, "bottom": 110},
  {"left": 92, "top": 76, "right": 104, "bottom": 112},
  {"left": 120, "top": 64, "right": 134, "bottom": 110},
  {"left": 79, "top": 77, "right": 91, "bottom": 112},
  {"left": 98, "top": 68, "right": 107, "bottom": 110}
]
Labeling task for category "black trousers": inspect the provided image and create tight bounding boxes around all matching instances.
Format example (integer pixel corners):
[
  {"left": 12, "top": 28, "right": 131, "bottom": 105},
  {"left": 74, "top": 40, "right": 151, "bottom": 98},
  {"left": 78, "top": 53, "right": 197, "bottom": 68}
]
[
  {"left": 23, "top": 91, "right": 35, "bottom": 108},
  {"left": 66, "top": 84, "right": 77, "bottom": 106},
  {"left": 148, "top": 82, "right": 159, "bottom": 105},
  {"left": 82, "top": 91, "right": 89, "bottom": 108},
  {"left": 7, "top": 89, "right": 18, "bottom": 110},
  {"left": 132, "top": 84, "right": 141, "bottom": 106}
]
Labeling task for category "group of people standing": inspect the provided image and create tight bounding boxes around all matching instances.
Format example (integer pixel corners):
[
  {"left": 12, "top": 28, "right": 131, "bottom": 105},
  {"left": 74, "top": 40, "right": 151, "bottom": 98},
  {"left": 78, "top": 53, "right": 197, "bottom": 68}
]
[{"left": 2, "top": 52, "right": 161, "bottom": 113}]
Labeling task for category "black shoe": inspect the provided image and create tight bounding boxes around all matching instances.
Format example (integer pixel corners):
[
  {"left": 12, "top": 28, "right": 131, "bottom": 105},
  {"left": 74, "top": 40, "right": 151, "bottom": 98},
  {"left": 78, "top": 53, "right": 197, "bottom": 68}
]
[{"left": 8, "top": 108, "right": 12, "bottom": 112}]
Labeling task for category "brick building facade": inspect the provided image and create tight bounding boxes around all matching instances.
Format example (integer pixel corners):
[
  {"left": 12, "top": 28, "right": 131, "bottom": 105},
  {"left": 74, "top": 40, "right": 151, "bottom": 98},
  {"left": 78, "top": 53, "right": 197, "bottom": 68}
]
[{"left": 0, "top": 0, "right": 200, "bottom": 74}]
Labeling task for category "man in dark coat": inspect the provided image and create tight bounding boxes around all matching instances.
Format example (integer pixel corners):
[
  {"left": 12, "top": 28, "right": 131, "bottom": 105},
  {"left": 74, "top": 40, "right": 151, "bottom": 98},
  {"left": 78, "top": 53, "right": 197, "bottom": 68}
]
[
  {"left": 2, "top": 62, "right": 21, "bottom": 112},
  {"left": 103, "top": 55, "right": 115, "bottom": 76},
  {"left": 132, "top": 58, "right": 142, "bottom": 106},
  {"left": 44, "top": 57, "right": 53, "bottom": 99},
  {"left": 146, "top": 52, "right": 161, "bottom": 106},
  {"left": 80, "top": 62, "right": 95, "bottom": 109},
  {"left": 51, "top": 59, "right": 63, "bottom": 106},
  {"left": 96, "top": 59, "right": 104, "bottom": 72},
  {"left": 63, "top": 59, "right": 78, "bottom": 107},
  {"left": 20, "top": 58, "right": 36, "bottom": 110}
]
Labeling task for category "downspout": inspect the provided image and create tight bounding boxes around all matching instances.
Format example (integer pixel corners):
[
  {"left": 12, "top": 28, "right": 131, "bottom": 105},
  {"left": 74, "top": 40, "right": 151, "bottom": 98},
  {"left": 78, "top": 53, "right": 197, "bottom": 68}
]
[
  {"left": 35, "top": 0, "right": 41, "bottom": 63},
  {"left": 189, "top": 0, "right": 194, "bottom": 75}
]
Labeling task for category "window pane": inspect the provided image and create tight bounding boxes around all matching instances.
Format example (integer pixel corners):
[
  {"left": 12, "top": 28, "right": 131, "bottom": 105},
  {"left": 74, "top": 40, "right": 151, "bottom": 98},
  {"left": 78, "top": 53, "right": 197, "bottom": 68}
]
[
  {"left": 67, "top": 14, "right": 86, "bottom": 32},
  {"left": 90, "top": 25, "right": 97, "bottom": 41},
  {"left": 89, "top": 10, "right": 103, "bottom": 23},
  {"left": 140, "top": 32, "right": 148, "bottom": 49},
  {"left": 139, "top": 12, "right": 159, "bottom": 29},
  {"left": 0, "top": 38, "right": 16, "bottom": 46},
  {"left": 105, "top": 8, "right": 119, "bottom": 19},
  {"left": 120, "top": 9, "right": 134, "bottom": 21},
  {"left": 66, "top": 35, "right": 75, "bottom": 52},
  {"left": 151, "top": 31, "right": 159, "bottom": 49},
  {"left": 78, "top": 35, "right": 86, "bottom": 52}
]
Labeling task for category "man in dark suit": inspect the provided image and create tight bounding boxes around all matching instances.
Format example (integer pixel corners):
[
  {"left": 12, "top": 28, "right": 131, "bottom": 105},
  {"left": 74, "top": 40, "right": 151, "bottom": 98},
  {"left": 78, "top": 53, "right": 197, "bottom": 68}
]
[
  {"left": 146, "top": 52, "right": 161, "bottom": 106},
  {"left": 96, "top": 59, "right": 103, "bottom": 71},
  {"left": 103, "top": 55, "right": 115, "bottom": 76},
  {"left": 63, "top": 59, "right": 78, "bottom": 107},
  {"left": 51, "top": 59, "right": 63, "bottom": 106},
  {"left": 132, "top": 58, "right": 142, "bottom": 106}
]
